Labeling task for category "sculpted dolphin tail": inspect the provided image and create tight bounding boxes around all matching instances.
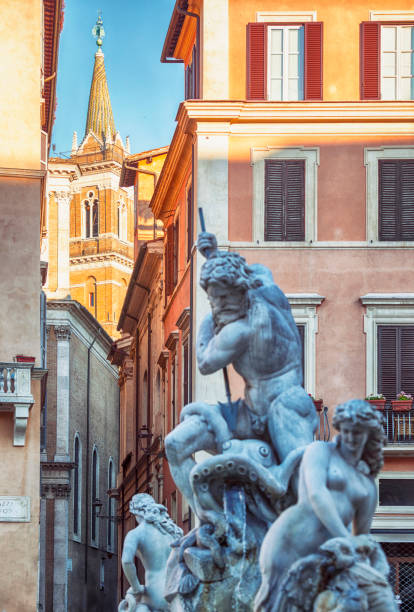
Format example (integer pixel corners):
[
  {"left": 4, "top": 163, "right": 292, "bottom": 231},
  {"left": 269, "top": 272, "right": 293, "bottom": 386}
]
[{"left": 269, "top": 446, "right": 306, "bottom": 495}]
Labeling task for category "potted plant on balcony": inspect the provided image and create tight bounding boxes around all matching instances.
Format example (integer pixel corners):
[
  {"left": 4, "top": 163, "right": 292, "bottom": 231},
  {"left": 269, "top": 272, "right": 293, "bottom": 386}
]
[
  {"left": 391, "top": 391, "right": 413, "bottom": 412},
  {"left": 365, "top": 393, "right": 386, "bottom": 411},
  {"left": 309, "top": 394, "right": 324, "bottom": 412}
]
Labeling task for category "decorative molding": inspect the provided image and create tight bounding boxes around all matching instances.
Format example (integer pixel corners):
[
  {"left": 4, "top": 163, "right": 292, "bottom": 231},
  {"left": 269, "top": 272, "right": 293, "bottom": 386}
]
[
  {"left": 370, "top": 10, "right": 414, "bottom": 21},
  {"left": 0, "top": 167, "right": 46, "bottom": 179},
  {"left": 165, "top": 331, "right": 179, "bottom": 351},
  {"left": 286, "top": 293, "right": 325, "bottom": 306},
  {"left": 119, "top": 358, "right": 134, "bottom": 387},
  {"left": 54, "top": 325, "right": 72, "bottom": 341},
  {"left": 361, "top": 293, "right": 414, "bottom": 306},
  {"left": 157, "top": 350, "right": 170, "bottom": 369},
  {"left": 256, "top": 11, "right": 316, "bottom": 22},
  {"left": 41, "top": 483, "right": 71, "bottom": 499},
  {"left": 14, "top": 404, "right": 31, "bottom": 446},
  {"left": 176, "top": 307, "right": 190, "bottom": 330}
]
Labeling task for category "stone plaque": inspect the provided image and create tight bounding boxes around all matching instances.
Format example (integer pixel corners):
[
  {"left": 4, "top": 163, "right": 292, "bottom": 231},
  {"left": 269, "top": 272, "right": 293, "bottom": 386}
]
[{"left": 0, "top": 496, "right": 30, "bottom": 522}]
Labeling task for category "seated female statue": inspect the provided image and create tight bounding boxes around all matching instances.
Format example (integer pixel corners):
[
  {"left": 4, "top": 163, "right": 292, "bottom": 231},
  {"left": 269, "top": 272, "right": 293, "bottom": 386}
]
[{"left": 255, "top": 399, "right": 385, "bottom": 612}]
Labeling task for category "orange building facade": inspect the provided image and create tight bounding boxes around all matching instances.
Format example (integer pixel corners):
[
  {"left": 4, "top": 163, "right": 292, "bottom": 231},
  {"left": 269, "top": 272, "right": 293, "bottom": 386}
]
[{"left": 113, "top": 0, "right": 414, "bottom": 604}]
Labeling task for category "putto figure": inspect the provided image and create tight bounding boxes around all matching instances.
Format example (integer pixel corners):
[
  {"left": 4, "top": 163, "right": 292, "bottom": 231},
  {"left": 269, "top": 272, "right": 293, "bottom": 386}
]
[
  {"left": 118, "top": 493, "right": 183, "bottom": 612},
  {"left": 255, "top": 399, "right": 392, "bottom": 612},
  {"left": 165, "top": 232, "right": 318, "bottom": 516}
]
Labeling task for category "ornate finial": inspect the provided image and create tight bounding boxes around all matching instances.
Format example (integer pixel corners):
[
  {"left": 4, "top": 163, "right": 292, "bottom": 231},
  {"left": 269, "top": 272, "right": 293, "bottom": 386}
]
[{"left": 92, "top": 11, "right": 105, "bottom": 49}]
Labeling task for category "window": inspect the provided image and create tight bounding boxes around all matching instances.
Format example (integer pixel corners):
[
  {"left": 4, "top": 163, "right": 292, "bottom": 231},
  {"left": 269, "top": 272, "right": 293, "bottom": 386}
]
[
  {"left": 381, "top": 26, "right": 414, "bottom": 100},
  {"left": 186, "top": 184, "right": 192, "bottom": 262},
  {"left": 91, "top": 446, "right": 99, "bottom": 546},
  {"left": 360, "top": 22, "right": 414, "bottom": 100},
  {"left": 268, "top": 26, "right": 304, "bottom": 101},
  {"left": 287, "top": 294, "right": 324, "bottom": 396},
  {"left": 86, "top": 276, "right": 97, "bottom": 316},
  {"left": 264, "top": 159, "right": 305, "bottom": 241},
  {"left": 252, "top": 146, "right": 319, "bottom": 243},
  {"left": 73, "top": 434, "right": 82, "bottom": 541},
  {"left": 165, "top": 222, "right": 179, "bottom": 297},
  {"left": 89, "top": 292, "right": 94, "bottom": 307},
  {"left": 107, "top": 458, "right": 115, "bottom": 552},
  {"left": 378, "top": 325, "right": 414, "bottom": 402},
  {"left": 117, "top": 200, "right": 127, "bottom": 242},
  {"left": 185, "top": 45, "right": 199, "bottom": 100},
  {"left": 247, "top": 22, "right": 322, "bottom": 100},
  {"left": 379, "top": 160, "right": 414, "bottom": 241},
  {"left": 171, "top": 353, "right": 178, "bottom": 429},
  {"left": 182, "top": 338, "right": 189, "bottom": 408},
  {"left": 83, "top": 195, "right": 99, "bottom": 238}
]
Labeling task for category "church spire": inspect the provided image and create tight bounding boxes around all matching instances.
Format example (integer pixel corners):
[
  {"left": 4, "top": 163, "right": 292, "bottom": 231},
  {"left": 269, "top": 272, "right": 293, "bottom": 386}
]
[{"left": 85, "top": 13, "right": 116, "bottom": 142}]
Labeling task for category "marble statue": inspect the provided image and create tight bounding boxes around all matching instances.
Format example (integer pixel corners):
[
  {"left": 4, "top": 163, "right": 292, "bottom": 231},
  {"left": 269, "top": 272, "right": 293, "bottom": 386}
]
[
  {"left": 118, "top": 494, "right": 183, "bottom": 612},
  {"left": 255, "top": 399, "right": 397, "bottom": 612},
  {"left": 164, "top": 232, "right": 319, "bottom": 610}
]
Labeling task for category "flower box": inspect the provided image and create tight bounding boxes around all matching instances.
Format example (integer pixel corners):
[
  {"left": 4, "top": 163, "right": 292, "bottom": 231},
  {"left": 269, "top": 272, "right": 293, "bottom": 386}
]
[
  {"left": 391, "top": 400, "right": 413, "bottom": 412},
  {"left": 15, "top": 355, "right": 35, "bottom": 363},
  {"left": 313, "top": 399, "right": 323, "bottom": 412},
  {"left": 367, "top": 399, "right": 386, "bottom": 411}
]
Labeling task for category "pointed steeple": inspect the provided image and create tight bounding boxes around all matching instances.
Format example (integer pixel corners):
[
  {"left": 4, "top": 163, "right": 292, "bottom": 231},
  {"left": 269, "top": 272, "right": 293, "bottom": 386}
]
[{"left": 85, "top": 14, "right": 116, "bottom": 142}]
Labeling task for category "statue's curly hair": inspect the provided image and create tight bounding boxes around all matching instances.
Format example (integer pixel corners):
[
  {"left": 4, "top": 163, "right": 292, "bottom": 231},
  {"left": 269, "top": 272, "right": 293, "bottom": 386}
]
[
  {"left": 129, "top": 494, "right": 182, "bottom": 537},
  {"left": 333, "top": 399, "right": 385, "bottom": 476},
  {"left": 200, "top": 251, "right": 262, "bottom": 292}
]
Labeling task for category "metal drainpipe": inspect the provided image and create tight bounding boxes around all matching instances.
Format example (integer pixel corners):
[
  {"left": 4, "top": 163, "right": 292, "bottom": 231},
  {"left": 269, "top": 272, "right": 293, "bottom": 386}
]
[
  {"left": 84, "top": 330, "right": 100, "bottom": 587},
  {"left": 135, "top": 328, "right": 140, "bottom": 494},
  {"left": 189, "top": 143, "right": 195, "bottom": 404},
  {"left": 176, "top": 6, "right": 201, "bottom": 99}
]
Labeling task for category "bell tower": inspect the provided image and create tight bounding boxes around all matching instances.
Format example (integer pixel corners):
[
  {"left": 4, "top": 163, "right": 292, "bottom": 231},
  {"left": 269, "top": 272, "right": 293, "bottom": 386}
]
[{"left": 46, "top": 14, "right": 134, "bottom": 338}]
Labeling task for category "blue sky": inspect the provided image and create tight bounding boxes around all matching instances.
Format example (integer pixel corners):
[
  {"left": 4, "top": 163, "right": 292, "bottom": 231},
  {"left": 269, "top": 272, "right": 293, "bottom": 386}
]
[{"left": 52, "top": 0, "right": 183, "bottom": 156}]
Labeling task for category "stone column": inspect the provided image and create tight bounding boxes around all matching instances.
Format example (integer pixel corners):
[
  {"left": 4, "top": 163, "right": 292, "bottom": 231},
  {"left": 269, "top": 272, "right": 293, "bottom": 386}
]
[
  {"left": 56, "top": 190, "right": 71, "bottom": 297},
  {"left": 53, "top": 494, "right": 69, "bottom": 612}
]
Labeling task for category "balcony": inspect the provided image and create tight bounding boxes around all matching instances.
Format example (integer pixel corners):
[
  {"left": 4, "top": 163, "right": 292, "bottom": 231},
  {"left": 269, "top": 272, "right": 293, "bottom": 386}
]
[
  {"left": 382, "top": 407, "right": 414, "bottom": 444},
  {"left": 0, "top": 363, "right": 34, "bottom": 446}
]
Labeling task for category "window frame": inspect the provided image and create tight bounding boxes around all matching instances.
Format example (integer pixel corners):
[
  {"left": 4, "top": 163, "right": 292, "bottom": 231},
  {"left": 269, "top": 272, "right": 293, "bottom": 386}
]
[
  {"left": 91, "top": 445, "right": 99, "bottom": 547},
  {"left": 380, "top": 24, "right": 414, "bottom": 101},
  {"left": 375, "top": 471, "right": 414, "bottom": 515},
  {"left": 361, "top": 294, "right": 414, "bottom": 397},
  {"left": 106, "top": 457, "right": 115, "bottom": 553},
  {"left": 73, "top": 433, "right": 82, "bottom": 542},
  {"left": 267, "top": 24, "right": 304, "bottom": 101},
  {"left": 365, "top": 146, "right": 414, "bottom": 245},
  {"left": 252, "top": 146, "right": 319, "bottom": 244},
  {"left": 287, "top": 293, "right": 324, "bottom": 396}
]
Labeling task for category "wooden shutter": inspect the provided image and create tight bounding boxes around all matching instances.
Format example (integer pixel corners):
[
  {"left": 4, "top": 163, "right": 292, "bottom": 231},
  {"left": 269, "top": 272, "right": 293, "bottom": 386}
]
[
  {"left": 378, "top": 326, "right": 398, "bottom": 403},
  {"left": 378, "top": 326, "right": 414, "bottom": 402},
  {"left": 304, "top": 22, "right": 323, "bottom": 100},
  {"left": 247, "top": 23, "right": 266, "bottom": 100},
  {"left": 379, "top": 160, "right": 414, "bottom": 241},
  {"left": 173, "top": 221, "right": 179, "bottom": 285},
  {"left": 166, "top": 224, "right": 174, "bottom": 296},
  {"left": 400, "top": 161, "right": 414, "bottom": 240},
  {"left": 360, "top": 22, "right": 380, "bottom": 100},
  {"left": 265, "top": 160, "right": 305, "bottom": 241},
  {"left": 379, "top": 160, "right": 398, "bottom": 240}
]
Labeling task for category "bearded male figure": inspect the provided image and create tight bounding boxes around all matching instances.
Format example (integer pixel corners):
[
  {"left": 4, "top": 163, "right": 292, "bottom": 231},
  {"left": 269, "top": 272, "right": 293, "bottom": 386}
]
[{"left": 165, "top": 232, "right": 318, "bottom": 514}]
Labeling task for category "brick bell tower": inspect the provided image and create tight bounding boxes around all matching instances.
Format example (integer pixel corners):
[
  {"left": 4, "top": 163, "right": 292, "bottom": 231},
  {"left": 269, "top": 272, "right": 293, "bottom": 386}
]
[{"left": 45, "top": 14, "right": 134, "bottom": 338}]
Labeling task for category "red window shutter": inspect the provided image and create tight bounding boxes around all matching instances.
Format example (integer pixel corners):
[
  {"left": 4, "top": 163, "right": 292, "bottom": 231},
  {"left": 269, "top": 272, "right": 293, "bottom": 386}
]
[
  {"left": 360, "top": 22, "right": 380, "bottom": 100},
  {"left": 304, "top": 22, "right": 323, "bottom": 100},
  {"left": 246, "top": 23, "right": 266, "bottom": 100},
  {"left": 378, "top": 326, "right": 398, "bottom": 404}
]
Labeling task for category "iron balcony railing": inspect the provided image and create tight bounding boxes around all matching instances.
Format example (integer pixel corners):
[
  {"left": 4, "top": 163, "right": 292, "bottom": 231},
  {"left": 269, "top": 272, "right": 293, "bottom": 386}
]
[{"left": 382, "top": 407, "right": 414, "bottom": 444}]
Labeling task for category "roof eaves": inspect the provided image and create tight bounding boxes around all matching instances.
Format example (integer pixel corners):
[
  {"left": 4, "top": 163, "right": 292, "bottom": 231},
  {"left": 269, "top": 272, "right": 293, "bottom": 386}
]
[{"left": 161, "top": 0, "right": 188, "bottom": 62}]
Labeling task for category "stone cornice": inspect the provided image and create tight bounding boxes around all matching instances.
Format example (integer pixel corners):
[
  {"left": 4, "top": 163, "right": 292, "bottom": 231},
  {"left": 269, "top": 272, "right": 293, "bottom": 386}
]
[
  {"left": 69, "top": 252, "right": 134, "bottom": 268},
  {"left": 360, "top": 293, "right": 414, "bottom": 306},
  {"left": 176, "top": 307, "right": 190, "bottom": 330},
  {"left": 165, "top": 330, "right": 179, "bottom": 351},
  {"left": 0, "top": 167, "right": 46, "bottom": 179},
  {"left": 178, "top": 100, "right": 414, "bottom": 125}
]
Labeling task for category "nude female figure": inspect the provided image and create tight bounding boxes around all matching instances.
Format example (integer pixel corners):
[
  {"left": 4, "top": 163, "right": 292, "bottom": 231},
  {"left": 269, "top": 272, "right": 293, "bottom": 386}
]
[{"left": 255, "top": 399, "right": 385, "bottom": 612}]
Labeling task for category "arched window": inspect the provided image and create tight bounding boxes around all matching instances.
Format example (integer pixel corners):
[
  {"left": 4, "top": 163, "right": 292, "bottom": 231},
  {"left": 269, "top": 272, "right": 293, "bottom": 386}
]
[
  {"left": 118, "top": 201, "right": 127, "bottom": 241},
  {"left": 84, "top": 201, "right": 91, "bottom": 238},
  {"left": 91, "top": 446, "right": 99, "bottom": 545},
  {"left": 73, "top": 433, "right": 82, "bottom": 540},
  {"left": 92, "top": 200, "right": 99, "bottom": 237},
  {"left": 107, "top": 458, "right": 115, "bottom": 551}
]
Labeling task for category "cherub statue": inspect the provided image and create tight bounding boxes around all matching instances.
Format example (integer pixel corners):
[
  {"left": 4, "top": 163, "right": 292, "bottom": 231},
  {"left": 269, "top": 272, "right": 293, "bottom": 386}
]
[{"left": 118, "top": 493, "right": 183, "bottom": 612}]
